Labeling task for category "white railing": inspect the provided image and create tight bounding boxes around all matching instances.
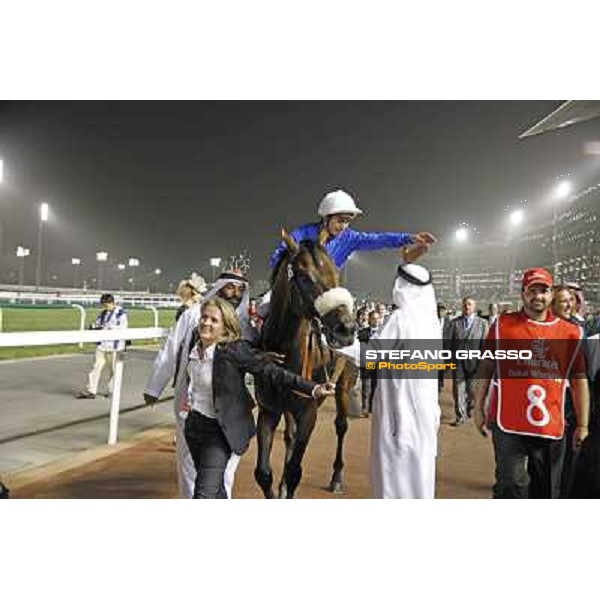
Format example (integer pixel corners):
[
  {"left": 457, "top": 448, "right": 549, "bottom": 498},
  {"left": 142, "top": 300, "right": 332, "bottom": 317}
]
[
  {"left": 71, "top": 304, "right": 87, "bottom": 348},
  {"left": 0, "top": 285, "right": 181, "bottom": 308},
  {"left": 0, "top": 303, "right": 89, "bottom": 336},
  {"left": 0, "top": 327, "right": 169, "bottom": 445}
]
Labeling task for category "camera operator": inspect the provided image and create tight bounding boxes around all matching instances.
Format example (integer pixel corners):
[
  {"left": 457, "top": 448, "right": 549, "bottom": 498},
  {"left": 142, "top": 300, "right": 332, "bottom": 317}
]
[{"left": 75, "top": 293, "right": 128, "bottom": 399}]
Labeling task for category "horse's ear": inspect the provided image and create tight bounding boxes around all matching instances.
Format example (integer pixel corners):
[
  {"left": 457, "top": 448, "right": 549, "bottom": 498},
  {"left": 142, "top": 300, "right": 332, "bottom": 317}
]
[
  {"left": 281, "top": 228, "right": 299, "bottom": 253},
  {"left": 317, "top": 227, "right": 329, "bottom": 247}
]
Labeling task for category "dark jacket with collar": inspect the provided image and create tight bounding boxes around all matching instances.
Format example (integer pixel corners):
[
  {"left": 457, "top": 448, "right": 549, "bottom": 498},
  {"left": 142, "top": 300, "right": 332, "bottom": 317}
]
[
  {"left": 357, "top": 326, "right": 379, "bottom": 344},
  {"left": 206, "top": 340, "right": 316, "bottom": 455},
  {"left": 446, "top": 314, "right": 489, "bottom": 376}
]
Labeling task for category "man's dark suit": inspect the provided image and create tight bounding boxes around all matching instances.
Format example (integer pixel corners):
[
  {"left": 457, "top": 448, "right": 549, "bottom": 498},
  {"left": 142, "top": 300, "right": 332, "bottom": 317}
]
[
  {"left": 358, "top": 326, "right": 379, "bottom": 414},
  {"left": 446, "top": 315, "right": 489, "bottom": 423},
  {"left": 439, "top": 316, "right": 452, "bottom": 392}
]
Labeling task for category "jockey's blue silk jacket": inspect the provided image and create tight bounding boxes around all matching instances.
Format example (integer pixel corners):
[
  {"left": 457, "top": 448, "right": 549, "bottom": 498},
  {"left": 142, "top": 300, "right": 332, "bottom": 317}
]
[{"left": 269, "top": 222, "right": 414, "bottom": 270}]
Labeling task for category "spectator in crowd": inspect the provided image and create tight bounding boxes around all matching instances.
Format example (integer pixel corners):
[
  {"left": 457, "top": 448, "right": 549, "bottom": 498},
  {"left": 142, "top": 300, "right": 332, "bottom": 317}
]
[
  {"left": 376, "top": 302, "right": 389, "bottom": 324},
  {"left": 446, "top": 297, "right": 489, "bottom": 425},
  {"left": 593, "top": 310, "right": 600, "bottom": 337},
  {"left": 488, "top": 303, "right": 500, "bottom": 327},
  {"left": 566, "top": 282, "right": 592, "bottom": 331},
  {"left": 571, "top": 326, "right": 600, "bottom": 498},
  {"left": 248, "top": 297, "right": 263, "bottom": 337},
  {"left": 472, "top": 268, "right": 590, "bottom": 499},
  {"left": 146, "top": 297, "right": 334, "bottom": 499},
  {"left": 358, "top": 310, "right": 382, "bottom": 417},
  {"left": 356, "top": 306, "right": 369, "bottom": 330},
  {"left": 552, "top": 285, "right": 576, "bottom": 322},
  {"left": 437, "top": 303, "right": 451, "bottom": 393},
  {"left": 174, "top": 273, "right": 204, "bottom": 323},
  {"left": 552, "top": 285, "right": 581, "bottom": 498},
  {"left": 76, "top": 293, "right": 128, "bottom": 400},
  {"left": 144, "top": 270, "right": 254, "bottom": 499}
]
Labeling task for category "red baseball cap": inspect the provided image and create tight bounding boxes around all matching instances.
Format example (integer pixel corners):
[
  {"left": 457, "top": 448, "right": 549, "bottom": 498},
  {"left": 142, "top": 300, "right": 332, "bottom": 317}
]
[{"left": 522, "top": 267, "right": 553, "bottom": 290}]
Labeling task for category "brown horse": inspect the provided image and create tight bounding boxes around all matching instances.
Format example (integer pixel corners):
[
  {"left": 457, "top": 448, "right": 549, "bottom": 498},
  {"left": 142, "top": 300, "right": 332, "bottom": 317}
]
[{"left": 254, "top": 230, "right": 357, "bottom": 499}]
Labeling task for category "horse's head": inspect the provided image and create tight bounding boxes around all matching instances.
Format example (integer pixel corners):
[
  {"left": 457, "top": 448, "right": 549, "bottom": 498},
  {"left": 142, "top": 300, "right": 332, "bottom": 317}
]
[{"left": 278, "top": 228, "right": 356, "bottom": 348}]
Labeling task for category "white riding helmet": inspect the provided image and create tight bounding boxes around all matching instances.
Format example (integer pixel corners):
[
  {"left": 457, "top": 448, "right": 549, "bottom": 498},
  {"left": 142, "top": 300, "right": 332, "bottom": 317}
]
[{"left": 317, "top": 189, "right": 363, "bottom": 217}]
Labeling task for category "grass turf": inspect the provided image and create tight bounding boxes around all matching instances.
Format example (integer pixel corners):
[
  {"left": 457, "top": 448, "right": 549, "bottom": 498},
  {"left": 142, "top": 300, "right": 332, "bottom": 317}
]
[{"left": 0, "top": 306, "right": 176, "bottom": 360}]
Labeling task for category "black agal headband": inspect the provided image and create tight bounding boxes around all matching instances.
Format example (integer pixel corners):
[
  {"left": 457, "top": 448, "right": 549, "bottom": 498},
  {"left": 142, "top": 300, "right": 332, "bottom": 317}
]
[{"left": 396, "top": 264, "right": 432, "bottom": 287}]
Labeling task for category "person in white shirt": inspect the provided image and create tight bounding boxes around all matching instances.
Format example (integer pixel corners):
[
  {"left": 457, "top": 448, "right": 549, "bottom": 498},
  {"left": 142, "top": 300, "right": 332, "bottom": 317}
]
[
  {"left": 76, "top": 293, "right": 128, "bottom": 399},
  {"left": 335, "top": 260, "right": 442, "bottom": 498},
  {"left": 144, "top": 271, "right": 253, "bottom": 499},
  {"left": 174, "top": 273, "right": 205, "bottom": 323},
  {"left": 488, "top": 303, "right": 500, "bottom": 327},
  {"left": 437, "top": 303, "right": 450, "bottom": 393},
  {"left": 148, "top": 297, "right": 334, "bottom": 499}
]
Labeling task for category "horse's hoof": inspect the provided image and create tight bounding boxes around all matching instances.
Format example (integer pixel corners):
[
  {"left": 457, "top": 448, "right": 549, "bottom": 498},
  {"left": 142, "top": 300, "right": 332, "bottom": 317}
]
[{"left": 328, "top": 481, "right": 344, "bottom": 494}]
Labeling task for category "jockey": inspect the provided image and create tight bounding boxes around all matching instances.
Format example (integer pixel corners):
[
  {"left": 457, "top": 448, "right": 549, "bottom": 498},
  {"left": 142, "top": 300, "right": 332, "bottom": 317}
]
[{"left": 269, "top": 189, "right": 436, "bottom": 271}]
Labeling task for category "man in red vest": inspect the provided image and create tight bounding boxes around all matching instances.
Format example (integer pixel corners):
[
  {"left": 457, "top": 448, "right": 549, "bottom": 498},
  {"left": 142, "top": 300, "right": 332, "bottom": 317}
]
[{"left": 471, "top": 268, "right": 590, "bottom": 499}]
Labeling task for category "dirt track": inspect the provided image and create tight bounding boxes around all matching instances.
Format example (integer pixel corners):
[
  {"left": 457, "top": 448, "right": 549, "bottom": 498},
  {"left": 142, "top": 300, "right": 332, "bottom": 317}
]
[{"left": 11, "top": 381, "right": 496, "bottom": 499}]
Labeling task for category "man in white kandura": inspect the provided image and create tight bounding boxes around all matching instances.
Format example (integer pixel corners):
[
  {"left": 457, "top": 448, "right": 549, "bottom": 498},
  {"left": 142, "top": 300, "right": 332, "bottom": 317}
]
[
  {"left": 370, "top": 262, "right": 442, "bottom": 498},
  {"left": 144, "top": 271, "right": 252, "bottom": 499},
  {"left": 337, "top": 259, "right": 441, "bottom": 498}
]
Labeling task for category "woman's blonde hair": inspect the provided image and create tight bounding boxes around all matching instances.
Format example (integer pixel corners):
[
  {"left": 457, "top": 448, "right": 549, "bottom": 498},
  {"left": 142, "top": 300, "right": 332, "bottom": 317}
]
[
  {"left": 201, "top": 297, "right": 241, "bottom": 344},
  {"left": 177, "top": 281, "right": 200, "bottom": 301}
]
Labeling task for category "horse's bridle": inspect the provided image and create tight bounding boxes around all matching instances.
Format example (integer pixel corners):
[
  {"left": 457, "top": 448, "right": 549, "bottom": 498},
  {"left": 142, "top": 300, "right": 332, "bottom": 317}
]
[
  {"left": 290, "top": 269, "right": 326, "bottom": 320},
  {"left": 286, "top": 255, "right": 334, "bottom": 385}
]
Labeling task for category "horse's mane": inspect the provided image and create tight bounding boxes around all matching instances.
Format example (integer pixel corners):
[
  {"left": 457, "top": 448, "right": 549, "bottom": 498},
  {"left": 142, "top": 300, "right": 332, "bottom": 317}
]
[
  {"left": 269, "top": 240, "right": 321, "bottom": 286},
  {"left": 262, "top": 240, "right": 327, "bottom": 349},
  {"left": 262, "top": 249, "right": 294, "bottom": 348}
]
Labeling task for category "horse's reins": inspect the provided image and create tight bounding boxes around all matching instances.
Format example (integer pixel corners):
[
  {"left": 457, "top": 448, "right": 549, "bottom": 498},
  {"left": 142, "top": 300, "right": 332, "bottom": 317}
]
[
  {"left": 287, "top": 251, "right": 346, "bottom": 399},
  {"left": 294, "top": 316, "right": 346, "bottom": 399}
]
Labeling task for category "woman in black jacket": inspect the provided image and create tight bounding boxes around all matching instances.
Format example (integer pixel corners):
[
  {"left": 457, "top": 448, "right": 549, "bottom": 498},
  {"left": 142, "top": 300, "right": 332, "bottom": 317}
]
[{"left": 153, "top": 296, "right": 334, "bottom": 499}]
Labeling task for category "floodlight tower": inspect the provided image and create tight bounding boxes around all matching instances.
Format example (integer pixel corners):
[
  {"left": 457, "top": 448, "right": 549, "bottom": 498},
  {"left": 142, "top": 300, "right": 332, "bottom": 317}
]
[{"left": 35, "top": 202, "right": 49, "bottom": 289}]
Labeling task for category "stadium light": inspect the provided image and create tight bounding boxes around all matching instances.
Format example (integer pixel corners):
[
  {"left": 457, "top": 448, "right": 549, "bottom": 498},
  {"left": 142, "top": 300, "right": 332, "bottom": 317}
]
[
  {"left": 210, "top": 257, "right": 221, "bottom": 282},
  {"left": 554, "top": 180, "right": 572, "bottom": 200},
  {"left": 455, "top": 227, "right": 468, "bottom": 242},
  {"left": 154, "top": 268, "right": 162, "bottom": 275},
  {"left": 71, "top": 258, "right": 82, "bottom": 288},
  {"left": 35, "top": 202, "right": 50, "bottom": 289},
  {"left": 115, "top": 263, "right": 126, "bottom": 291},
  {"left": 552, "top": 178, "right": 572, "bottom": 276},
  {"left": 128, "top": 257, "right": 140, "bottom": 291},
  {"left": 40, "top": 202, "right": 49, "bottom": 222},
  {"left": 503, "top": 206, "right": 526, "bottom": 296},
  {"left": 96, "top": 251, "right": 108, "bottom": 290},
  {"left": 16, "top": 246, "right": 30, "bottom": 287},
  {"left": 509, "top": 209, "right": 524, "bottom": 226}
]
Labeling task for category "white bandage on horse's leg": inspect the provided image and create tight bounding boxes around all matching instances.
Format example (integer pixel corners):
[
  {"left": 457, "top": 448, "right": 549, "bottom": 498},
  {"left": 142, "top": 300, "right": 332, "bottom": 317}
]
[{"left": 314, "top": 287, "right": 354, "bottom": 316}]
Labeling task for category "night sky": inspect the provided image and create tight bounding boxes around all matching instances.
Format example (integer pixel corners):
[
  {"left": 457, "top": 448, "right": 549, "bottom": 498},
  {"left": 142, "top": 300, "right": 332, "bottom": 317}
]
[{"left": 1, "top": 101, "right": 600, "bottom": 295}]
